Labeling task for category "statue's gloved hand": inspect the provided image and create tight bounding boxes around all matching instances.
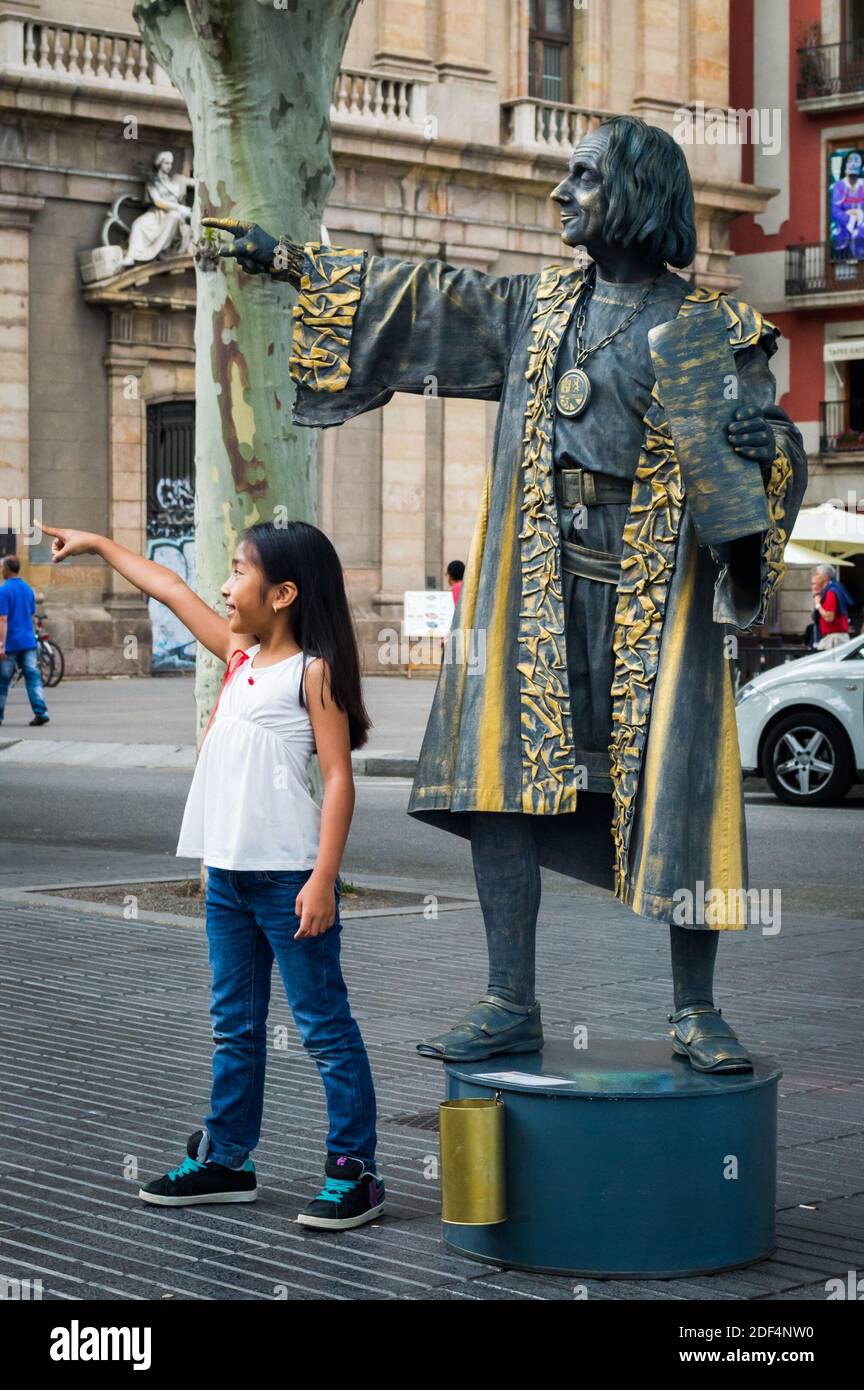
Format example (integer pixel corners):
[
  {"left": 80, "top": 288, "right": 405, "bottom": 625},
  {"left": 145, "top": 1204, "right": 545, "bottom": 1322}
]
[
  {"left": 711, "top": 406, "right": 778, "bottom": 578},
  {"left": 725, "top": 406, "right": 775, "bottom": 469},
  {"left": 200, "top": 218, "right": 302, "bottom": 282}
]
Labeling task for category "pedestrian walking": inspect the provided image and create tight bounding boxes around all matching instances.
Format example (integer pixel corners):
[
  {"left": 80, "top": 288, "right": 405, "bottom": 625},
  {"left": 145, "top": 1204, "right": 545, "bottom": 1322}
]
[
  {"left": 446, "top": 559, "right": 465, "bottom": 607},
  {"left": 0, "top": 555, "right": 50, "bottom": 728},
  {"left": 810, "top": 563, "right": 853, "bottom": 650}
]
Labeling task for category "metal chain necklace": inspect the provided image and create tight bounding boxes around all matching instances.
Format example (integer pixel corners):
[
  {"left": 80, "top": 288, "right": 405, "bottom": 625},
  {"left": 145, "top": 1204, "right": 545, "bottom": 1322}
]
[{"left": 556, "top": 262, "right": 666, "bottom": 418}]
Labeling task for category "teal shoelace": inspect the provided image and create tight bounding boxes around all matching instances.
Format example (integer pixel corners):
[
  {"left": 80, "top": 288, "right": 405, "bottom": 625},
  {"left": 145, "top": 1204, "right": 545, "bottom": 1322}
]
[
  {"left": 167, "top": 1155, "right": 206, "bottom": 1183},
  {"left": 316, "top": 1177, "right": 359, "bottom": 1203}
]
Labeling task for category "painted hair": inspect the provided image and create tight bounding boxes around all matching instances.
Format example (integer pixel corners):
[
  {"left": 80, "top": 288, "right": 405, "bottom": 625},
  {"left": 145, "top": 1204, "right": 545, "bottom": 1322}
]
[
  {"left": 239, "top": 519, "right": 372, "bottom": 751},
  {"left": 596, "top": 114, "right": 698, "bottom": 269}
]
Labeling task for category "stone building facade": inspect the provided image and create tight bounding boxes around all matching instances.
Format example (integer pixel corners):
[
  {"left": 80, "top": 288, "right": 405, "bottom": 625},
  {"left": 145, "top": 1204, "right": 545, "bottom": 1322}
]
[{"left": 0, "top": 0, "right": 783, "bottom": 675}]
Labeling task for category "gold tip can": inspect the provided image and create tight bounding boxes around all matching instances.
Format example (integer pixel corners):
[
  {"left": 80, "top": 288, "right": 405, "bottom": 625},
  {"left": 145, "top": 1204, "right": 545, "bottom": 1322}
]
[{"left": 439, "top": 1096, "right": 506, "bottom": 1225}]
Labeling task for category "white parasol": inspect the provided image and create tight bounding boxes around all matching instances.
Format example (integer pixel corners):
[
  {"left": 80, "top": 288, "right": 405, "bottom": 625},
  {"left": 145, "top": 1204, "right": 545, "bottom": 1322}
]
[{"left": 790, "top": 501, "right": 864, "bottom": 561}]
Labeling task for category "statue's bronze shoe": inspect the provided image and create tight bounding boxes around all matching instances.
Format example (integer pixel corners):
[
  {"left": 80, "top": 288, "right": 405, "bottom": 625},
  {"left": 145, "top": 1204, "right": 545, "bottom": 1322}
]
[
  {"left": 416, "top": 995, "right": 543, "bottom": 1062},
  {"left": 668, "top": 1005, "right": 753, "bottom": 1073}
]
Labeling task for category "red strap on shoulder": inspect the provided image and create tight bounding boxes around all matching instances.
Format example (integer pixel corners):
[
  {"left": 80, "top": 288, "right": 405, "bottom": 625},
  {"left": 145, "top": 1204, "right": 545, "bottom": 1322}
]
[{"left": 199, "top": 648, "right": 251, "bottom": 749}]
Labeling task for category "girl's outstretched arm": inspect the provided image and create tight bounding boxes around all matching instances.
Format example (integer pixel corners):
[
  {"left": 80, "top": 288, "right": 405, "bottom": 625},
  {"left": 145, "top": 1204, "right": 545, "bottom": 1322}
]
[
  {"left": 293, "top": 656, "right": 355, "bottom": 940},
  {"left": 41, "top": 524, "right": 253, "bottom": 664}
]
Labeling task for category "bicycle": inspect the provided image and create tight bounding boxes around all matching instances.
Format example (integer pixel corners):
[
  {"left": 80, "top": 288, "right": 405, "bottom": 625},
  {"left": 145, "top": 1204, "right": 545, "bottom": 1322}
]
[{"left": 9, "top": 612, "right": 65, "bottom": 689}]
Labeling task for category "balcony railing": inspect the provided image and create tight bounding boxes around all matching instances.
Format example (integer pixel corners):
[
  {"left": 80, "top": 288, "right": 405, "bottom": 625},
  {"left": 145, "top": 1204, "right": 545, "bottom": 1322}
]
[
  {"left": 502, "top": 97, "right": 614, "bottom": 152},
  {"left": 0, "top": 14, "right": 178, "bottom": 99},
  {"left": 819, "top": 399, "right": 864, "bottom": 452},
  {"left": 797, "top": 37, "right": 864, "bottom": 101},
  {"left": 0, "top": 17, "right": 429, "bottom": 133},
  {"left": 785, "top": 242, "right": 864, "bottom": 296},
  {"left": 331, "top": 66, "right": 428, "bottom": 132}
]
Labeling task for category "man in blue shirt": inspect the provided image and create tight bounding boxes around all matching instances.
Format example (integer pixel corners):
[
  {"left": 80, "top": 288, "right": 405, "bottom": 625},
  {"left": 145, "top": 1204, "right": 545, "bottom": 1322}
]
[{"left": 0, "top": 555, "right": 49, "bottom": 726}]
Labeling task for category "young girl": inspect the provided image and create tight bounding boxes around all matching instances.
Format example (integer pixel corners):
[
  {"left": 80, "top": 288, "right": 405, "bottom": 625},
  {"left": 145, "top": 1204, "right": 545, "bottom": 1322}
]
[{"left": 41, "top": 518, "right": 384, "bottom": 1230}]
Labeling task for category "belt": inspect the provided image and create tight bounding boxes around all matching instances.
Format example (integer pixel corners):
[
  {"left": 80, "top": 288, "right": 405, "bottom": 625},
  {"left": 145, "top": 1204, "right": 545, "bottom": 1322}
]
[
  {"left": 554, "top": 467, "right": 633, "bottom": 509},
  {"left": 560, "top": 537, "right": 622, "bottom": 585}
]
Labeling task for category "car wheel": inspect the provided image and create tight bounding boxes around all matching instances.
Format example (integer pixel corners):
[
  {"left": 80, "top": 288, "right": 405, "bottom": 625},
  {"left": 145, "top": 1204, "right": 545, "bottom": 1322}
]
[{"left": 763, "top": 711, "right": 853, "bottom": 806}]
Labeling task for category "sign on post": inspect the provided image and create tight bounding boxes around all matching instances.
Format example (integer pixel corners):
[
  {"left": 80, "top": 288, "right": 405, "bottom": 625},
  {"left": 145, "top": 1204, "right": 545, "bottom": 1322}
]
[{"left": 402, "top": 590, "right": 455, "bottom": 677}]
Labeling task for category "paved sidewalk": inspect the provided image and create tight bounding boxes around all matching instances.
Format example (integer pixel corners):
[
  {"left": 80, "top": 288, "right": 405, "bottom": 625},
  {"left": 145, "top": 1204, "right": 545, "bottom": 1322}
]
[
  {"left": 1, "top": 884, "right": 862, "bottom": 1300},
  {"left": 0, "top": 672, "right": 436, "bottom": 774}
]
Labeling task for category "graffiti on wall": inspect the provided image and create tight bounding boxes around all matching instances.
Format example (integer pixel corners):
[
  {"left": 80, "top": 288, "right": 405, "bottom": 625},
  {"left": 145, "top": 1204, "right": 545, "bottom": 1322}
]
[{"left": 147, "top": 472, "right": 196, "bottom": 671}]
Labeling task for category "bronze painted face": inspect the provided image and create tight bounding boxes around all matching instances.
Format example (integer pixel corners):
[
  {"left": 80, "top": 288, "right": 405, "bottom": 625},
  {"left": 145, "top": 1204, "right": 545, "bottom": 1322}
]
[{"left": 550, "top": 127, "right": 612, "bottom": 251}]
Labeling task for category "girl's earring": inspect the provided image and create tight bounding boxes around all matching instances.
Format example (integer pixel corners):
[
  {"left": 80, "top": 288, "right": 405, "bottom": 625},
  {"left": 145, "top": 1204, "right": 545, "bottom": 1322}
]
[{"left": 272, "top": 604, "right": 278, "bottom": 614}]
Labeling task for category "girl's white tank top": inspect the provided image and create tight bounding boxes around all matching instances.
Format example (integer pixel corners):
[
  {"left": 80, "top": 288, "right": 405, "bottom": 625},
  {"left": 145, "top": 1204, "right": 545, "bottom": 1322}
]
[{"left": 175, "top": 645, "right": 321, "bottom": 870}]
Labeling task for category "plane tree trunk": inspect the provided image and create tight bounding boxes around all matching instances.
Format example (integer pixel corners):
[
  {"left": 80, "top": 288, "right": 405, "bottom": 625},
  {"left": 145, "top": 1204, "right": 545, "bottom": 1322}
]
[{"left": 133, "top": 0, "right": 359, "bottom": 737}]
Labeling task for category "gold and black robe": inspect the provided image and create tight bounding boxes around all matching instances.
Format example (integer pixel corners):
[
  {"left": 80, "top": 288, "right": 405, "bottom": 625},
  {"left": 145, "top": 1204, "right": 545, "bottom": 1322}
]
[{"left": 289, "top": 245, "right": 808, "bottom": 930}]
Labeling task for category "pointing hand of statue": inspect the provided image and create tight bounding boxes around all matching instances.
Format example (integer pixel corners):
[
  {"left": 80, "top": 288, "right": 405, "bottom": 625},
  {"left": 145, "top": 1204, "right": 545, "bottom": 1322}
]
[
  {"left": 200, "top": 218, "right": 301, "bottom": 280},
  {"left": 725, "top": 406, "right": 775, "bottom": 467}
]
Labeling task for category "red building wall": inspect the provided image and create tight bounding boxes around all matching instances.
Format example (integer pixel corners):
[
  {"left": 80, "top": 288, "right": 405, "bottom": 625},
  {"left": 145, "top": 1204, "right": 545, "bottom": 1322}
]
[{"left": 729, "top": 0, "right": 864, "bottom": 425}]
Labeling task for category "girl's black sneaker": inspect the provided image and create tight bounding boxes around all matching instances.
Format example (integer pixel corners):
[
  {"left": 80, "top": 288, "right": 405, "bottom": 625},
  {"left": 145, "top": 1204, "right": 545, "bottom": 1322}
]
[
  {"left": 139, "top": 1130, "right": 257, "bottom": 1207},
  {"left": 297, "top": 1154, "right": 385, "bottom": 1229}
]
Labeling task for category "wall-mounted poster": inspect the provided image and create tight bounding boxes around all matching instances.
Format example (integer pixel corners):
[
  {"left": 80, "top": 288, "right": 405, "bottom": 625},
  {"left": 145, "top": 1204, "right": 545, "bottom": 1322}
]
[{"left": 829, "top": 148, "right": 864, "bottom": 260}]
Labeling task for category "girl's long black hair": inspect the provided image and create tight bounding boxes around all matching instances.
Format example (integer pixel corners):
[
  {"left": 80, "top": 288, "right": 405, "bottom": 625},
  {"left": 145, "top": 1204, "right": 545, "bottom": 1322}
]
[{"left": 239, "top": 519, "right": 372, "bottom": 752}]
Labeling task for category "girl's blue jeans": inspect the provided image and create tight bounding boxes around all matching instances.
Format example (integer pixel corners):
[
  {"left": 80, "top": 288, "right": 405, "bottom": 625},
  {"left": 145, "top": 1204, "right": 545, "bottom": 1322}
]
[{"left": 201, "top": 867, "right": 377, "bottom": 1172}]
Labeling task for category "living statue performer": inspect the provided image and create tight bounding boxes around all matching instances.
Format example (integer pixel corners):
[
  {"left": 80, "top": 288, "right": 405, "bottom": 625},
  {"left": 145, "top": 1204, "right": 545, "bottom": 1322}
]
[{"left": 203, "top": 115, "right": 807, "bottom": 1074}]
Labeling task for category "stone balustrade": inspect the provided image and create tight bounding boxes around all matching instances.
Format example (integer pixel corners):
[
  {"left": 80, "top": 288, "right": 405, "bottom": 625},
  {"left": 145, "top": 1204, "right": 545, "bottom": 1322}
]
[
  {"left": 502, "top": 97, "right": 614, "bottom": 153},
  {"left": 0, "top": 17, "right": 430, "bottom": 133},
  {"left": 0, "top": 14, "right": 179, "bottom": 101},
  {"left": 332, "top": 66, "right": 429, "bottom": 133}
]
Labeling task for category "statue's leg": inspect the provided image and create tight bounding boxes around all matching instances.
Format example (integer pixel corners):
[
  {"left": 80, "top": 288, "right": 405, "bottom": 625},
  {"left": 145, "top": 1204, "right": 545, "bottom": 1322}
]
[
  {"left": 668, "top": 924, "right": 753, "bottom": 1072},
  {"left": 669, "top": 922, "right": 718, "bottom": 1009},
  {"left": 415, "top": 812, "right": 543, "bottom": 1061},
  {"left": 471, "top": 810, "right": 540, "bottom": 1006}
]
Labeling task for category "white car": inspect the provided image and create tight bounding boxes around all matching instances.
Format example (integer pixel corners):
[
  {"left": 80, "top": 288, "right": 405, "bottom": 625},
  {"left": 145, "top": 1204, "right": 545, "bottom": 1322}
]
[{"left": 735, "top": 634, "right": 864, "bottom": 805}]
